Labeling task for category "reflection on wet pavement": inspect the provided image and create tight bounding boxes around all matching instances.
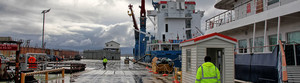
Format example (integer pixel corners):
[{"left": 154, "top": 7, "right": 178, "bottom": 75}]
[{"left": 48, "top": 58, "right": 173, "bottom": 83}]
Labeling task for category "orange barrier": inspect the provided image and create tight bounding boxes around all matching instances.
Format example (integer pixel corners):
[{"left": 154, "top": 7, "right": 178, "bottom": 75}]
[{"left": 21, "top": 68, "right": 65, "bottom": 83}]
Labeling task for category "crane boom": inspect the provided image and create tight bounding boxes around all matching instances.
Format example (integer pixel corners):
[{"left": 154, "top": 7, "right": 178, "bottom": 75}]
[{"left": 128, "top": 4, "right": 139, "bottom": 31}]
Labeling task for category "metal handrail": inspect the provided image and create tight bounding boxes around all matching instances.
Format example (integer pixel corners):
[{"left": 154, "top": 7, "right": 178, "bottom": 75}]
[
  {"left": 205, "top": 0, "right": 291, "bottom": 30},
  {"left": 21, "top": 68, "right": 65, "bottom": 83},
  {"left": 279, "top": 40, "right": 288, "bottom": 82},
  {"left": 205, "top": 0, "right": 252, "bottom": 22}
]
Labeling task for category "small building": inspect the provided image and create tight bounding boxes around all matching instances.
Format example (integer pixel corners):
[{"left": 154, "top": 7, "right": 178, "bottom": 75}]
[
  {"left": 104, "top": 41, "right": 120, "bottom": 52},
  {"left": 83, "top": 41, "right": 121, "bottom": 60},
  {"left": 180, "top": 33, "right": 237, "bottom": 83}
]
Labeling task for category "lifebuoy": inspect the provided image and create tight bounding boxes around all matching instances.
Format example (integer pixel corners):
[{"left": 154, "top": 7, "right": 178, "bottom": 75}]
[
  {"left": 28, "top": 56, "right": 37, "bottom": 69},
  {"left": 28, "top": 57, "right": 36, "bottom": 63}
]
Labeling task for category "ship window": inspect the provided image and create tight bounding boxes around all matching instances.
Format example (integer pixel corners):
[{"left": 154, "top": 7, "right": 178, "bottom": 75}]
[
  {"left": 250, "top": 37, "right": 264, "bottom": 52},
  {"left": 165, "top": 24, "right": 168, "bottom": 32},
  {"left": 163, "top": 34, "right": 166, "bottom": 42},
  {"left": 238, "top": 39, "right": 247, "bottom": 53},
  {"left": 186, "top": 30, "right": 191, "bottom": 39},
  {"left": 287, "top": 31, "right": 300, "bottom": 44},
  {"left": 185, "top": 19, "right": 191, "bottom": 28},
  {"left": 162, "top": 5, "right": 166, "bottom": 9},
  {"left": 186, "top": 49, "right": 191, "bottom": 71},
  {"left": 287, "top": 31, "right": 300, "bottom": 65},
  {"left": 268, "top": 0, "right": 279, "bottom": 5},
  {"left": 268, "top": 34, "right": 281, "bottom": 51}
]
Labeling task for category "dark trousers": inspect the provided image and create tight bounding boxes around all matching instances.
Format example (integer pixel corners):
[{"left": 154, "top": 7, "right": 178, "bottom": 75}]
[{"left": 103, "top": 62, "right": 107, "bottom": 69}]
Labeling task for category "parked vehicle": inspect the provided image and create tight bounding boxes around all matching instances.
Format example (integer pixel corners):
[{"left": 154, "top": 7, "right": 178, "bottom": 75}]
[{"left": 74, "top": 55, "right": 81, "bottom": 60}]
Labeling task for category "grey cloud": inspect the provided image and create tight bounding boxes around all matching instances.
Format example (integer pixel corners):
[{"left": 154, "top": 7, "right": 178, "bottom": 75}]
[{"left": 0, "top": 0, "right": 218, "bottom": 54}]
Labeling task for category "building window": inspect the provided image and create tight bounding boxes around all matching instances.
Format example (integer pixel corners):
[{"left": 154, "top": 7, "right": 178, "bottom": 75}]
[
  {"left": 269, "top": 34, "right": 281, "bottom": 51},
  {"left": 165, "top": 24, "right": 168, "bottom": 32},
  {"left": 287, "top": 31, "right": 300, "bottom": 44},
  {"left": 185, "top": 19, "right": 191, "bottom": 28},
  {"left": 250, "top": 37, "right": 264, "bottom": 52},
  {"left": 186, "top": 49, "right": 191, "bottom": 71},
  {"left": 238, "top": 39, "right": 247, "bottom": 53},
  {"left": 186, "top": 30, "right": 191, "bottom": 39},
  {"left": 162, "top": 34, "right": 165, "bottom": 42}
]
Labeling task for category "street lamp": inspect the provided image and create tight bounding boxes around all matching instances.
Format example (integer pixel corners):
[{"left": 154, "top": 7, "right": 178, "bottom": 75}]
[{"left": 41, "top": 8, "right": 50, "bottom": 49}]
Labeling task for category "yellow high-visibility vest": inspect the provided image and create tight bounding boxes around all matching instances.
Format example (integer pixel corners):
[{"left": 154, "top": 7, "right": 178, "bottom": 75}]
[
  {"left": 195, "top": 62, "right": 221, "bottom": 83},
  {"left": 103, "top": 58, "right": 107, "bottom": 63}
]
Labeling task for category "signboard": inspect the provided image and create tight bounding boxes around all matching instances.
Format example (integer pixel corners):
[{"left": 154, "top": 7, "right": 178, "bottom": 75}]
[{"left": 0, "top": 44, "right": 18, "bottom": 50}]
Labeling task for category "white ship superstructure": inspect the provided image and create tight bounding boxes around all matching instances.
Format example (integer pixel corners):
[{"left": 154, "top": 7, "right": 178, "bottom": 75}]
[
  {"left": 147, "top": 0, "right": 204, "bottom": 51},
  {"left": 205, "top": 0, "right": 300, "bottom": 53},
  {"left": 205, "top": 0, "right": 300, "bottom": 82}
]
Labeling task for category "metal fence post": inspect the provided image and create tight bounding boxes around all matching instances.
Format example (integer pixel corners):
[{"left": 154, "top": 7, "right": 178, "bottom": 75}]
[
  {"left": 45, "top": 72, "right": 48, "bottom": 81},
  {"left": 62, "top": 68, "right": 65, "bottom": 78},
  {"left": 21, "top": 73, "right": 25, "bottom": 83}
]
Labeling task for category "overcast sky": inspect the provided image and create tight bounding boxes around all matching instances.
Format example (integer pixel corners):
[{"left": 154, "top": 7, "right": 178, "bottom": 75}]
[{"left": 0, "top": 0, "right": 224, "bottom": 54}]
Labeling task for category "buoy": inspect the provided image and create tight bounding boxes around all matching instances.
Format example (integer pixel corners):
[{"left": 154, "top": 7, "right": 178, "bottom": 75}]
[
  {"left": 149, "top": 71, "right": 153, "bottom": 72},
  {"left": 153, "top": 72, "right": 158, "bottom": 74}
]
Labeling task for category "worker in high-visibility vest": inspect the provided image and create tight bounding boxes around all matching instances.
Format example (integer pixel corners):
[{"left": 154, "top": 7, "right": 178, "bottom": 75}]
[
  {"left": 195, "top": 56, "right": 221, "bottom": 83},
  {"left": 103, "top": 57, "right": 108, "bottom": 69}
]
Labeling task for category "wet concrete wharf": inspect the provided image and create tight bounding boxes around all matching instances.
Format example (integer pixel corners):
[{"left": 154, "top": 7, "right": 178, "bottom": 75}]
[{"left": 59, "top": 58, "right": 173, "bottom": 83}]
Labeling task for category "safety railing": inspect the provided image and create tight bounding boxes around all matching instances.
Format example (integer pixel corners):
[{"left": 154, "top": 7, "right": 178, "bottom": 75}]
[
  {"left": 21, "top": 68, "right": 65, "bottom": 83},
  {"left": 278, "top": 40, "right": 288, "bottom": 82},
  {"left": 205, "top": 0, "right": 295, "bottom": 30},
  {"left": 235, "top": 45, "right": 277, "bottom": 54}
]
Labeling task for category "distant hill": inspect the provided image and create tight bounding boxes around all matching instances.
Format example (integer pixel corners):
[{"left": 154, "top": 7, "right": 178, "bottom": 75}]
[{"left": 121, "top": 54, "right": 133, "bottom": 57}]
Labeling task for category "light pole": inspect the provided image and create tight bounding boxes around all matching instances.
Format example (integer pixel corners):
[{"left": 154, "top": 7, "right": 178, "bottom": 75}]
[{"left": 41, "top": 8, "right": 50, "bottom": 49}]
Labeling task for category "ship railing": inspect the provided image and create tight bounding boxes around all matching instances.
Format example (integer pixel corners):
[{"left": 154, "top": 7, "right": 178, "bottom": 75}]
[
  {"left": 235, "top": 44, "right": 277, "bottom": 54},
  {"left": 205, "top": 0, "right": 296, "bottom": 30},
  {"left": 150, "top": 40, "right": 184, "bottom": 44}
]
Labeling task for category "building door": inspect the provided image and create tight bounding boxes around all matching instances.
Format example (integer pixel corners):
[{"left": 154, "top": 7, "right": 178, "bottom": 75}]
[
  {"left": 112, "top": 56, "right": 114, "bottom": 60},
  {"left": 207, "top": 48, "right": 224, "bottom": 83}
]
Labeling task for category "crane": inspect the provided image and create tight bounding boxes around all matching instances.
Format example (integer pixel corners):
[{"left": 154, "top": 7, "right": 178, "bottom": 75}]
[
  {"left": 128, "top": 0, "right": 147, "bottom": 61},
  {"left": 128, "top": 4, "right": 140, "bottom": 60}
]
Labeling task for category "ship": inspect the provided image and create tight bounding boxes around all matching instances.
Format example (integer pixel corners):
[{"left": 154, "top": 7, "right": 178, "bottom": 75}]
[
  {"left": 204, "top": 0, "right": 300, "bottom": 82},
  {"left": 130, "top": 0, "right": 204, "bottom": 68}
]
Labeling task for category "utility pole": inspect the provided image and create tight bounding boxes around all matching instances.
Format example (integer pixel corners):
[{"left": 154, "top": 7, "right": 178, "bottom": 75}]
[{"left": 41, "top": 8, "right": 51, "bottom": 50}]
